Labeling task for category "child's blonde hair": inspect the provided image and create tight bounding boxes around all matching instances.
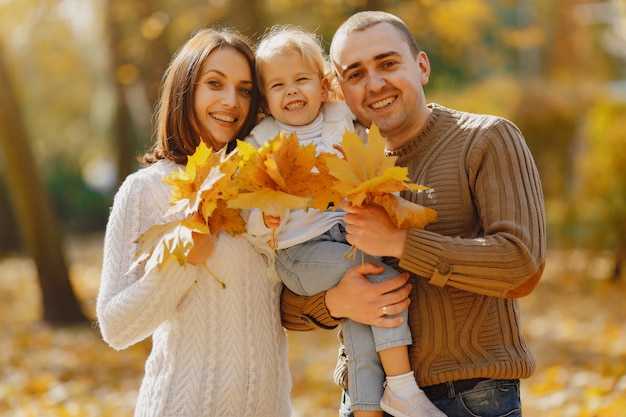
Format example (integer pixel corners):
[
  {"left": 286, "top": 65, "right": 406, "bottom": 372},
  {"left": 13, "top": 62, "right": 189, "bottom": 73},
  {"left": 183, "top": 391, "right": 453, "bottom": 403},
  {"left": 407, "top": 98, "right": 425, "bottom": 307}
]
[{"left": 255, "top": 24, "right": 340, "bottom": 108}]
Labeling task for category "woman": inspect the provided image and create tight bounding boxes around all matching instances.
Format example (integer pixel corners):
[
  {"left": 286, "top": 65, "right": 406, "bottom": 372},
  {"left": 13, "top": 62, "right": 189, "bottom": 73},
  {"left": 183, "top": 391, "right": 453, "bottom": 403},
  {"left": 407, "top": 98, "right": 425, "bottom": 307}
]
[{"left": 96, "top": 27, "right": 291, "bottom": 417}]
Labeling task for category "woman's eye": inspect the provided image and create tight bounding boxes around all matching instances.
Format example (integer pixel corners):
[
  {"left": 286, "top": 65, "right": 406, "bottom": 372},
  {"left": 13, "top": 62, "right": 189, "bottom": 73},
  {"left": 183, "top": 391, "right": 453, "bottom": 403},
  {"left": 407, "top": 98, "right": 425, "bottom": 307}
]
[
  {"left": 239, "top": 88, "right": 252, "bottom": 96},
  {"left": 207, "top": 80, "right": 221, "bottom": 88}
]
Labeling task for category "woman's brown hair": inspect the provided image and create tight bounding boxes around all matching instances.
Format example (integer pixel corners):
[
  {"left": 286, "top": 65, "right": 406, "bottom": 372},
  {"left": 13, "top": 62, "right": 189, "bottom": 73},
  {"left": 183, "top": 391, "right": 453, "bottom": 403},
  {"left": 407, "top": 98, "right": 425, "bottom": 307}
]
[{"left": 142, "top": 27, "right": 260, "bottom": 165}]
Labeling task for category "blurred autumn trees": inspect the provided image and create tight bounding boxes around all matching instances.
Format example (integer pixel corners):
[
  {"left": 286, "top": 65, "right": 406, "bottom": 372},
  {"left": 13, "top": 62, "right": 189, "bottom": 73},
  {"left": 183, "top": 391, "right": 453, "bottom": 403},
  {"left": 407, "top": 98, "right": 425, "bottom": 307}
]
[{"left": 0, "top": 0, "right": 625, "bottom": 323}]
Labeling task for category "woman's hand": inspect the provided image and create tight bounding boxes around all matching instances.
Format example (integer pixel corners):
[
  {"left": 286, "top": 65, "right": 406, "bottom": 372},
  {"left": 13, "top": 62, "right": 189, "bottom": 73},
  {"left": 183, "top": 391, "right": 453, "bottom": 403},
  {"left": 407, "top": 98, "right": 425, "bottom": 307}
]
[
  {"left": 325, "top": 262, "right": 411, "bottom": 327},
  {"left": 187, "top": 212, "right": 214, "bottom": 265},
  {"left": 343, "top": 201, "right": 408, "bottom": 258}
]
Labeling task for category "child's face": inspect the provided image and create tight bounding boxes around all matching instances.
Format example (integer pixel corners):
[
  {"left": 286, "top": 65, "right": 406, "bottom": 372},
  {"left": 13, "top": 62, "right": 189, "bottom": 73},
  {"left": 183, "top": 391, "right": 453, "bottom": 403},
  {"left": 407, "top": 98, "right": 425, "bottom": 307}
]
[{"left": 261, "top": 52, "right": 328, "bottom": 126}]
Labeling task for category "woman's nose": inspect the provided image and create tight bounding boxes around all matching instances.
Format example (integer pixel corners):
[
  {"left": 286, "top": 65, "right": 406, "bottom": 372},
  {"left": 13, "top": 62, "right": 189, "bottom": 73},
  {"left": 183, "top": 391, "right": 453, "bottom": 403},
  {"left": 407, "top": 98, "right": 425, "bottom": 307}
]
[{"left": 221, "top": 86, "right": 238, "bottom": 106}]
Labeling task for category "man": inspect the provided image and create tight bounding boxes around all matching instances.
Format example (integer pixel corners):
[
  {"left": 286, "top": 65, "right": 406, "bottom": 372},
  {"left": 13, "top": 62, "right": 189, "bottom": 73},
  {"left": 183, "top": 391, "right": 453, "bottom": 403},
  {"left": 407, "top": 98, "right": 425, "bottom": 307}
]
[{"left": 281, "top": 11, "right": 546, "bottom": 417}]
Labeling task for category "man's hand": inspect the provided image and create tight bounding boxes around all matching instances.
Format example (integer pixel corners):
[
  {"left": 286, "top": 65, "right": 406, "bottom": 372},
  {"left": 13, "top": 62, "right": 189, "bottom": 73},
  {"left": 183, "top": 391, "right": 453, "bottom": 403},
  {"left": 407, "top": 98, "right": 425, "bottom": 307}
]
[
  {"left": 325, "top": 262, "right": 411, "bottom": 327},
  {"left": 343, "top": 201, "right": 408, "bottom": 258}
]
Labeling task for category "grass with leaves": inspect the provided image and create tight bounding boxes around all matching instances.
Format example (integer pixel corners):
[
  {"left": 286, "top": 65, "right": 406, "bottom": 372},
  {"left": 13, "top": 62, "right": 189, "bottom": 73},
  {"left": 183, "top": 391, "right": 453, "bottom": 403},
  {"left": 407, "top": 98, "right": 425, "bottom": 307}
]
[{"left": 1, "top": 235, "right": 625, "bottom": 417}]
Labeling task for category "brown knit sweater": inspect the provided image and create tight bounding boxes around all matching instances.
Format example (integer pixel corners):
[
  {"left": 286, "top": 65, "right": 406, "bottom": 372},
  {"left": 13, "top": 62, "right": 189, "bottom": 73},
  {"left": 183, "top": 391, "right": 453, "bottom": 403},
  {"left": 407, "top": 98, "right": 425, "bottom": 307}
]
[{"left": 280, "top": 103, "right": 546, "bottom": 388}]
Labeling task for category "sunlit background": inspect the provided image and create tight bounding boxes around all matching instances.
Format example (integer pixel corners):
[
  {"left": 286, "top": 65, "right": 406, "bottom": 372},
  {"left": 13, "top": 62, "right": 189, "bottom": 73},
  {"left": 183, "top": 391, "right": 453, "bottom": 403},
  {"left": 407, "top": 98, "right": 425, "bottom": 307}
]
[{"left": 1, "top": 0, "right": 625, "bottom": 416}]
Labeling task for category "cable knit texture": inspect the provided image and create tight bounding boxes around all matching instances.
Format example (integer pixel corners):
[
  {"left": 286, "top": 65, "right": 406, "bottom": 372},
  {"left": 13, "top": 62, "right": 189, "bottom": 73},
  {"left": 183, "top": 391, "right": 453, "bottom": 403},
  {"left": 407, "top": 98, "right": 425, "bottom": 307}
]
[
  {"left": 281, "top": 103, "right": 546, "bottom": 388},
  {"left": 97, "top": 159, "right": 291, "bottom": 417}
]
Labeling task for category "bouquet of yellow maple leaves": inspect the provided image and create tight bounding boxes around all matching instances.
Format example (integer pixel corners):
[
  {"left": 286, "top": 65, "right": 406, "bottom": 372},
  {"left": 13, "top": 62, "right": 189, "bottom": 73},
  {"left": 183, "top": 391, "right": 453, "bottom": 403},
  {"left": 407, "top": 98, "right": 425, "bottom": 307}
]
[
  {"left": 132, "top": 142, "right": 245, "bottom": 287},
  {"left": 132, "top": 124, "right": 437, "bottom": 280}
]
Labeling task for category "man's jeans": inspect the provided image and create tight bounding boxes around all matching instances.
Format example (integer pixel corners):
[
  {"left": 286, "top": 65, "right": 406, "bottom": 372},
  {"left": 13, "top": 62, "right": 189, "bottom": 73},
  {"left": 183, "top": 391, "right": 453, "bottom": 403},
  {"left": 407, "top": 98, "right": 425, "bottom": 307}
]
[{"left": 339, "top": 378, "right": 522, "bottom": 417}]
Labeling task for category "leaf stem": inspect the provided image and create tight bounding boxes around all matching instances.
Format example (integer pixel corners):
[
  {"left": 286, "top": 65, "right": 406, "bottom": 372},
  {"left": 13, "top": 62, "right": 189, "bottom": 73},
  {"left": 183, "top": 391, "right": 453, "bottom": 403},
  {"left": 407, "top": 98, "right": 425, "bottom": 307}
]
[{"left": 202, "top": 264, "right": 226, "bottom": 289}]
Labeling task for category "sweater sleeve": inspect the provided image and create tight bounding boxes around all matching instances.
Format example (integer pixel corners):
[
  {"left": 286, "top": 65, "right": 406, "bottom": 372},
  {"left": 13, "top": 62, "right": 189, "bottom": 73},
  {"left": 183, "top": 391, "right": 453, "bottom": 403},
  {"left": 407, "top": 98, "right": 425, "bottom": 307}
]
[
  {"left": 280, "top": 286, "right": 340, "bottom": 331},
  {"left": 96, "top": 172, "right": 198, "bottom": 349},
  {"left": 400, "top": 118, "right": 546, "bottom": 298}
]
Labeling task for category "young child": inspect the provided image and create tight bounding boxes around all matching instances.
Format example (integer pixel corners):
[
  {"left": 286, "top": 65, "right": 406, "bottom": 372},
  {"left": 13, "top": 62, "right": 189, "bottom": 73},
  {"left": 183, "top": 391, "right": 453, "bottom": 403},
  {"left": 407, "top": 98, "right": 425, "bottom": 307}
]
[{"left": 246, "top": 25, "right": 445, "bottom": 417}]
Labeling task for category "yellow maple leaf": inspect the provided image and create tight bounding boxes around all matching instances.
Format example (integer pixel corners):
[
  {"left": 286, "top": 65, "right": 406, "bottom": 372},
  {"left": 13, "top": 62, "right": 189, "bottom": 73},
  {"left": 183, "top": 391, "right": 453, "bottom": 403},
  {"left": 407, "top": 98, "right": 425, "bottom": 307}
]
[
  {"left": 132, "top": 214, "right": 211, "bottom": 273},
  {"left": 165, "top": 142, "right": 241, "bottom": 217},
  {"left": 133, "top": 142, "right": 246, "bottom": 277},
  {"left": 325, "top": 123, "right": 437, "bottom": 230},
  {"left": 324, "top": 124, "right": 438, "bottom": 263}
]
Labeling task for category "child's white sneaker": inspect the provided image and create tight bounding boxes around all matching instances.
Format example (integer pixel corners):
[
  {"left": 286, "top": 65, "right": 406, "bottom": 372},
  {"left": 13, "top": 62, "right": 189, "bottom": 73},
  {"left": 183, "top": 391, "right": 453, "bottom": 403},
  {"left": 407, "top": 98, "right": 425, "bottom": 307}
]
[{"left": 380, "top": 384, "right": 447, "bottom": 417}]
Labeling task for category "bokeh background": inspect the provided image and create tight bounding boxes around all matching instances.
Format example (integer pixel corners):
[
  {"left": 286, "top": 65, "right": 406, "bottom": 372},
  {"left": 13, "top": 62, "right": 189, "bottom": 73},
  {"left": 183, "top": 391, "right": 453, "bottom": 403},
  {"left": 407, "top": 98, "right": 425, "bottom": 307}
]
[{"left": 1, "top": 0, "right": 625, "bottom": 416}]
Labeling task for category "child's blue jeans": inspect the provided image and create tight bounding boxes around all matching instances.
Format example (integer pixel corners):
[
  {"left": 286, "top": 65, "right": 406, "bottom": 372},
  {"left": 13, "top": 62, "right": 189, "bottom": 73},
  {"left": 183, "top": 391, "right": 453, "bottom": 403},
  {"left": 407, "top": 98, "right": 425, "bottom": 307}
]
[{"left": 276, "top": 224, "right": 412, "bottom": 411}]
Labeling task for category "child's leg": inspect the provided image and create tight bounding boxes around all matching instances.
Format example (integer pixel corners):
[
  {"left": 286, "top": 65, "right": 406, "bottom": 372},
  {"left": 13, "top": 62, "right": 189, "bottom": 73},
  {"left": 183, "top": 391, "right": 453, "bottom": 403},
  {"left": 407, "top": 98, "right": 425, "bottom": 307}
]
[
  {"left": 342, "top": 318, "right": 386, "bottom": 412},
  {"left": 353, "top": 411, "right": 383, "bottom": 417},
  {"left": 378, "top": 345, "right": 411, "bottom": 377},
  {"left": 362, "top": 255, "right": 446, "bottom": 417},
  {"left": 275, "top": 229, "right": 353, "bottom": 295},
  {"left": 276, "top": 226, "right": 388, "bottom": 412}
]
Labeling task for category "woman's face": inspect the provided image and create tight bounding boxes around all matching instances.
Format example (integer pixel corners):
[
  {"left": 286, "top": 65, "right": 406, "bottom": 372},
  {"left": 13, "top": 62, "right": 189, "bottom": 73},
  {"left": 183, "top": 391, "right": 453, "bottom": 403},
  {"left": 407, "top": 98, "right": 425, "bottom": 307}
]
[{"left": 194, "top": 46, "right": 254, "bottom": 150}]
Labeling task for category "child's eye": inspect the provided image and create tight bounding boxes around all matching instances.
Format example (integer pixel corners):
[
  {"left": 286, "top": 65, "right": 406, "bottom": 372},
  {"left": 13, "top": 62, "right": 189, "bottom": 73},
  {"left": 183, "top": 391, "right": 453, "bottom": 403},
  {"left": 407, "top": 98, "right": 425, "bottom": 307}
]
[{"left": 270, "top": 82, "right": 283, "bottom": 89}]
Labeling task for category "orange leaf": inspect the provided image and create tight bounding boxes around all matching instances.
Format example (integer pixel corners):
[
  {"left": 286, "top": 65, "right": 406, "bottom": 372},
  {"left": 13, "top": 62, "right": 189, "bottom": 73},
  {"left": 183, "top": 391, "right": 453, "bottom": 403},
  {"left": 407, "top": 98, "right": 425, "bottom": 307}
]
[
  {"left": 374, "top": 193, "right": 438, "bottom": 229},
  {"left": 187, "top": 231, "right": 215, "bottom": 265},
  {"left": 229, "top": 132, "right": 336, "bottom": 214}
]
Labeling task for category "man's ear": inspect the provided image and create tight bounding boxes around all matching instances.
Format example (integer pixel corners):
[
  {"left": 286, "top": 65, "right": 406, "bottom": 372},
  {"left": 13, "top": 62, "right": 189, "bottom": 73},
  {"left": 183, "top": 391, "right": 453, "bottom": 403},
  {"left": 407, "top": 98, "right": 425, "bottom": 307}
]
[{"left": 418, "top": 51, "right": 431, "bottom": 85}]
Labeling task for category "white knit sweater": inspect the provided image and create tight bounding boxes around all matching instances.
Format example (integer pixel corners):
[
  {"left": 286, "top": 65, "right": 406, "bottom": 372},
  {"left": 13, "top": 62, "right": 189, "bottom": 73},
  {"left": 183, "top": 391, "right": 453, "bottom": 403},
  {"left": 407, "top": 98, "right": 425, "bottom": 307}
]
[{"left": 96, "top": 159, "right": 292, "bottom": 417}]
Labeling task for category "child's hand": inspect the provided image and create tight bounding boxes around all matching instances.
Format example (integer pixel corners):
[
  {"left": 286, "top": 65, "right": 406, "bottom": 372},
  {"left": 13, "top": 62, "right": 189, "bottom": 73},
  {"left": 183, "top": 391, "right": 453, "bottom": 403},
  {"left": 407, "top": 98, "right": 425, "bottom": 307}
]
[{"left": 263, "top": 213, "right": 281, "bottom": 229}]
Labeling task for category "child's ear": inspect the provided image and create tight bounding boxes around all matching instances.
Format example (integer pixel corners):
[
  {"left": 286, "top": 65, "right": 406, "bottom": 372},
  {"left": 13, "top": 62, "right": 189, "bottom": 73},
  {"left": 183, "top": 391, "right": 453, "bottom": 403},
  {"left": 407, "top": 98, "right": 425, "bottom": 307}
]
[
  {"left": 260, "top": 98, "right": 271, "bottom": 116},
  {"left": 321, "top": 77, "right": 331, "bottom": 101}
]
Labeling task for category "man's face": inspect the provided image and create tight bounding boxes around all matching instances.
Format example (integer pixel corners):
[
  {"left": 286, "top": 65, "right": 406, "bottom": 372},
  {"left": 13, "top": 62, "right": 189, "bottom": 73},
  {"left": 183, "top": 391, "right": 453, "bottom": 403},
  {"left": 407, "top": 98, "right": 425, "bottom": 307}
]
[{"left": 332, "top": 22, "right": 431, "bottom": 149}]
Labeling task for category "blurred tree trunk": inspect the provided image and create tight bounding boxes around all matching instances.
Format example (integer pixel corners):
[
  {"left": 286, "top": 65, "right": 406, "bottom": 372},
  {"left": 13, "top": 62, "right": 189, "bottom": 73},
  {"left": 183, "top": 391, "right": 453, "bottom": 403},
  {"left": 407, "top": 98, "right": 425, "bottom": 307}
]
[
  {"left": 0, "top": 44, "right": 87, "bottom": 325},
  {"left": 105, "top": 0, "right": 173, "bottom": 185},
  {"left": 0, "top": 181, "right": 21, "bottom": 254},
  {"left": 224, "top": 0, "right": 263, "bottom": 38},
  {"left": 365, "top": 0, "right": 383, "bottom": 9},
  {"left": 613, "top": 245, "right": 626, "bottom": 281},
  {"left": 134, "top": 0, "right": 172, "bottom": 106},
  {"left": 106, "top": 0, "right": 136, "bottom": 185}
]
